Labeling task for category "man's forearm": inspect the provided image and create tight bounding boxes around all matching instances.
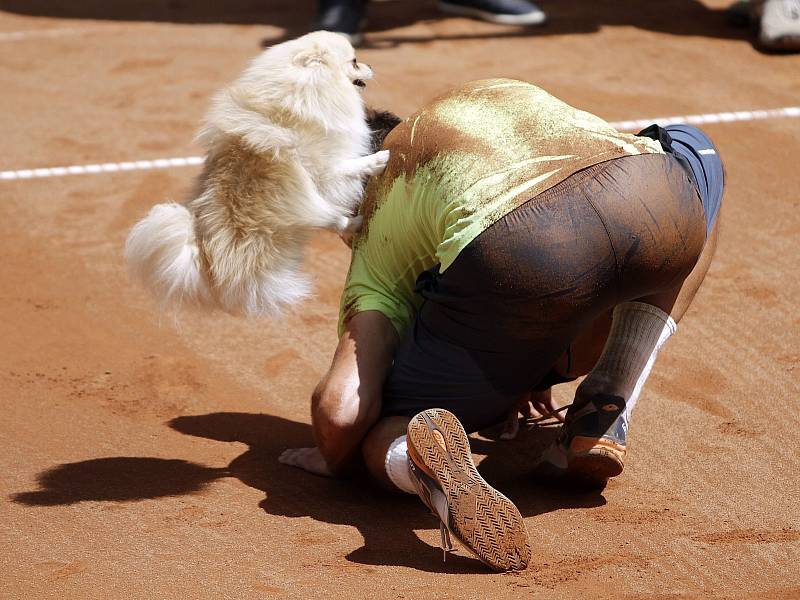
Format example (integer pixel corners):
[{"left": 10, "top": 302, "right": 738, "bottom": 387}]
[
  {"left": 314, "top": 413, "right": 379, "bottom": 473},
  {"left": 311, "top": 376, "right": 382, "bottom": 473},
  {"left": 309, "top": 310, "right": 399, "bottom": 474}
]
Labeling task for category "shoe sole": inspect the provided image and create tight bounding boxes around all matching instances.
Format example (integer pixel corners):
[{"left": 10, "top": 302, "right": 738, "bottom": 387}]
[
  {"left": 535, "top": 437, "right": 625, "bottom": 488},
  {"left": 759, "top": 34, "right": 800, "bottom": 50},
  {"left": 568, "top": 444, "right": 625, "bottom": 482},
  {"left": 407, "top": 408, "right": 531, "bottom": 571},
  {"left": 437, "top": 1, "right": 547, "bottom": 25},
  {"left": 568, "top": 435, "right": 625, "bottom": 477}
]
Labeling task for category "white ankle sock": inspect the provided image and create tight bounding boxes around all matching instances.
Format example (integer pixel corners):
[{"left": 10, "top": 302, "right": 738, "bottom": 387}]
[
  {"left": 384, "top": 435, "right": 416, "bottom": 494},
  {"left": 584, "top": 302, "right": 677, "bottom": 420}
]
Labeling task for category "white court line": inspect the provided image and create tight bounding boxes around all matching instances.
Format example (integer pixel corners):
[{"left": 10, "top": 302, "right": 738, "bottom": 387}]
[
  {"left": 608, "top": 106, "right": 800, "bottom": 131},
  {"left": 1, "top": 106, "right": 799, "bottom": 182},
  {"left": 0, "top": 157, "right": 205, "bottom": 181},
  {"left": 0, "top": 28, "right": 90, "bottom": 42}
]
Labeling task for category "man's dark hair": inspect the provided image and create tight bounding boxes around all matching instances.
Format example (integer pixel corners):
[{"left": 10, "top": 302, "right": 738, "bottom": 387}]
[{"left": 366, "top": 108, "right": 402, "bottom": 153}]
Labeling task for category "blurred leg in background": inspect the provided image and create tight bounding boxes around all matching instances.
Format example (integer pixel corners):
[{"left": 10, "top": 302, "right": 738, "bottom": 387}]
[
  {"left": 728, "top": 0, "right": 800, "bottom": 51},
  {"left": 313, "top": 0, "right": 546, "bottom": 47},
  {"left": 436, "top": 0, "right": 546, "bottom": 25},
  {"left": 316, "top": 0, "right": 367, "bottom": 46}
]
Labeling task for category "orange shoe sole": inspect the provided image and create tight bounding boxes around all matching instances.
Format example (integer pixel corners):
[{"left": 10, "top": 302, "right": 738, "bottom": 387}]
[
  {"left": 567, "top": 436, "right": 626, "bottom": 482},
  {"left": 407, "top": 409, "right": 531, "bottom": 572}
]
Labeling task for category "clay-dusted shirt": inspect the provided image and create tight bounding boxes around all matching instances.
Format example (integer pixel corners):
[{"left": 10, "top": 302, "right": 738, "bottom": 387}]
[{"left": 338, "top": 78, "right": 664, "bottom": 337}]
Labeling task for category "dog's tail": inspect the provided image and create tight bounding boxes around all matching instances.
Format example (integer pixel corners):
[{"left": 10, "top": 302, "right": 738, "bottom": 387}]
[{"left": 124, "top": 203, "right": 212, "bottom": 311}]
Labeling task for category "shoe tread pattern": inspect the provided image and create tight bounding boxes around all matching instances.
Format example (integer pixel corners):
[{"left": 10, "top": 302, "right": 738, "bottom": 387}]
[{"left": 407, "top": 409, "right": 531, "bottom": 571}]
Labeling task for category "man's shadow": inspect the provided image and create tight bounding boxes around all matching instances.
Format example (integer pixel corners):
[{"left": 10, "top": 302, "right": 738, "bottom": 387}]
[{"left": 12, "top": 411, "right": 604, "bottom": 572}]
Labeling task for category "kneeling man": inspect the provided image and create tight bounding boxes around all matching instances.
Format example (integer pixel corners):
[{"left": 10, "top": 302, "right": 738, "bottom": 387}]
[{"left": 281, "top": 79, "right": 724, "bottom": 572}]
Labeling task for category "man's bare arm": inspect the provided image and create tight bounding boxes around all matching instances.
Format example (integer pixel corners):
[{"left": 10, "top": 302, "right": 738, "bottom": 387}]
[{"left": 280, "top": 311, "right": 398, "bottom": 475}]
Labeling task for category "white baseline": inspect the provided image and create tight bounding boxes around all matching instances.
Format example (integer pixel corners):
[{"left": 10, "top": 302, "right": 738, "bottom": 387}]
[
  {"left": 1, "top": 106, "right": 799, "bottom": 181},
  {"left": 0, "top": 28, "right": 90, "bottom": 42}
]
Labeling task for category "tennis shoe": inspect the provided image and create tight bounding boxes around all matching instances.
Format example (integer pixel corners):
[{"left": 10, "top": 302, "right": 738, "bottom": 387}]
[
  {"left": 437, "top": 0, "right": 546, "bottom": 25},
  {"left": 759, "top": 0, "right": 800, "bottom": 50},
  {"left": 534, "top": 393, "right": 627, "bottom": 487},
  {"left": 407, "top": 408, "right": 530, "bottom": 571}
]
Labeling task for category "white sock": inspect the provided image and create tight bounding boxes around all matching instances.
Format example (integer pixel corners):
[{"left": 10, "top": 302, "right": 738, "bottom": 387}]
[
  {"left": 582, "top": 302, "right": 677, "bottom": 422},
  {"left": 384, "top": 435, "right": 416, "bottom": 494}
]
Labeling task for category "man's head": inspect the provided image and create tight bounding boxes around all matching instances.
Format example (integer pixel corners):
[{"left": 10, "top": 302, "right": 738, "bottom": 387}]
[{"left": 366, "top": 108, "right": 402, "bottom": 154}]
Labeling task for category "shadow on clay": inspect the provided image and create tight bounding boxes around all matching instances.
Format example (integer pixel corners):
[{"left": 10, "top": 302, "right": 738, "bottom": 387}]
[
  {"left": 11, "top": 411, "right": 604, "bottom": 573},
  {"left": 0, "top": 0, "right": 756, "bottom": 51},
  {"left": 258, "top": 0, "right": 753, "bottom": 49},
  {"left": 11, "top": 457, "right": 226, "bottom": 506}
]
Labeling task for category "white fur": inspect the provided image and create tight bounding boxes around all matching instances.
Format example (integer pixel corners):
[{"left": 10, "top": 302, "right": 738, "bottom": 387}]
[
  {"left": 124, "top": 203, "right": 211, "bottom": 310},
  {"left": 125, "top": 31, "right": 388, "bottom": 317}
]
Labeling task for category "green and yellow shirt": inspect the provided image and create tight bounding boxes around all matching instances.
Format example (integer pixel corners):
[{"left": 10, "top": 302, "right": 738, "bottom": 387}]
[{"left": 339, "top": 78, "right": 664, "bottom": 337}]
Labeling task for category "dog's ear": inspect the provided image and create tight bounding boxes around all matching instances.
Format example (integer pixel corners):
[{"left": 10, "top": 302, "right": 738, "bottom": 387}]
[{"left": 292, "top": 46, "right": 329, "bottom": 68}]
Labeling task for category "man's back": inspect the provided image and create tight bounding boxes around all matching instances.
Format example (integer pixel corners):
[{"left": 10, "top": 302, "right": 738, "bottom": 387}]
[{"left": 340, "top": 79, "right": 664, "bottom": 337}]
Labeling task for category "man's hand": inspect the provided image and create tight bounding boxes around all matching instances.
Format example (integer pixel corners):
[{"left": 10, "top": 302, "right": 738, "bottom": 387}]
[
  {"left": 529, "top": 388, "right": 565, "bottom": 424},
  {"left": 500, "top": 388, "right": 565, "bottom": 440},
  {"left": 278, "top": 447, "right": 333, "bottom": 477}
]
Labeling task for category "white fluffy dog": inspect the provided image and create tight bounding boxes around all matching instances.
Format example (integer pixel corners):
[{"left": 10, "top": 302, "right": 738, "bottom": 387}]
[{"left": 125, "top": 31, "right": 389, "bottom": 317}]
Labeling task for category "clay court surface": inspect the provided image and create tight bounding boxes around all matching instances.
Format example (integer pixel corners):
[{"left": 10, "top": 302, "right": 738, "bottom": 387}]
[{"left": 2, "top": 1, "right": 799, "bottom": 598}]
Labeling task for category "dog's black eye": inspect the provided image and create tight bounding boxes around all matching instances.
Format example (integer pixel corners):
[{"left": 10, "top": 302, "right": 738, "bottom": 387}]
[{"left": 352, "top": 58, "right": 358, "bottom": 67}]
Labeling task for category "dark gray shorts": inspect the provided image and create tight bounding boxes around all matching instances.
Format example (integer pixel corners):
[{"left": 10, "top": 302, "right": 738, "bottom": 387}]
[
  {"left": 381, "top": 148, "right": 722, "bottom": 433},
  {"left": 641, "top": 124, "right": 724, "bottom": 236}
]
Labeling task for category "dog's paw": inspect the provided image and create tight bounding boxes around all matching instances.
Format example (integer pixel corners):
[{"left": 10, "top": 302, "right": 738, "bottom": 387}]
[
  {"left": 344, "top": 215, "right": 363, "bottom": 233},
  {"left": 336, "top": 215, "right": 363, "bottom": 248},
  {"left": 362, "top": 150, "right": 390, "bottom": 176}
]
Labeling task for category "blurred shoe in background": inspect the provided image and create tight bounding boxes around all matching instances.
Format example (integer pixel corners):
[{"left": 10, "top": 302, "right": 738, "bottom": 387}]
[
  {"left": 726, "top": 0, "right": 800, "bottom": 50},
  {"left": 759, "top": 0, "right": 800, "bottom": 50},
  {"left": 437, "top": 0, "right": 546, "bottom": 25},
  {"left": 316, "top": 0, "right": 366, "bottom": 46},
  {"left": 314, "top": 0, "right": 547, "bottom": 46},
  {"left": 726, "top": 0, "right": 754, "bottom": 26}
]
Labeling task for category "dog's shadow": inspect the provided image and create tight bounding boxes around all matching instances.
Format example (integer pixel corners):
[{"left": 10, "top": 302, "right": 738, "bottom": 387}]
[{"left": 12, "top": 411, "right": 604, "bottom": 572}]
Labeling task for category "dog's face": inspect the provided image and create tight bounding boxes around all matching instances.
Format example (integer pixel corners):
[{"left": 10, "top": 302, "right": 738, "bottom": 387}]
[
  {"left": 344, "top": 55, "right": 372, "bottom": 90},
  {"left": 289, "top": 31, "right": 373, "bottom": 92},
  {"left": 242, "top": 31, "right": 373, "bottom": 126}
]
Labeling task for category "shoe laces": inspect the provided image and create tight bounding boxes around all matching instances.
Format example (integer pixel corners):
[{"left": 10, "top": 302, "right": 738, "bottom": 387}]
[{"left": 520, "top": 403, "right": 572, "bottom": 428}]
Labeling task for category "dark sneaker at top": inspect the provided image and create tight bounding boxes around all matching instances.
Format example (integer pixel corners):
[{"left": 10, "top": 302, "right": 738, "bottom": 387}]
[
  {"left": 726, "top": 0, "right": 755, "bottom": 26},
  {"left": 437, "top": 0, "right": 547, "bottom": 25},
  {"left": 315, "top": 0, "right": 366, "bottom": 46},
  {"left": 759, "top": 0, "right": 800, "bottom": 50}
]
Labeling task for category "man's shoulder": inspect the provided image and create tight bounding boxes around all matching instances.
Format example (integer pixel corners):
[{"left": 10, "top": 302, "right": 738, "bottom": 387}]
[{"left": 437, "top": 78, "right": 541, "bottom": 98}]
